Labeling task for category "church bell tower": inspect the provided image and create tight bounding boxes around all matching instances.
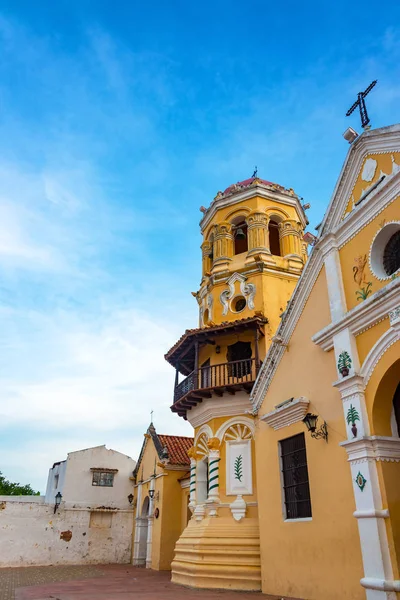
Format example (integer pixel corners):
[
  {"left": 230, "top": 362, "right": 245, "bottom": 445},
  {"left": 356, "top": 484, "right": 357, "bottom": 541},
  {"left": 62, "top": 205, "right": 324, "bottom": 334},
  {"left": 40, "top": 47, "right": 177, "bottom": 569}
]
[{"left": 164, "top": 175, "right": 309, "bottom": 591}]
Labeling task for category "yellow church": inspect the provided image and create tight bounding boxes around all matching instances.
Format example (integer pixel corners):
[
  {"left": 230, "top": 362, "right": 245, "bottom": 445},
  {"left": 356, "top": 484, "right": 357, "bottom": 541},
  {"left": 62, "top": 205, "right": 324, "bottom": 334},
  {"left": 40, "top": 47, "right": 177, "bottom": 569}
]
[{"left": 131, "top": 123, "right": 400, "bottom": 600}]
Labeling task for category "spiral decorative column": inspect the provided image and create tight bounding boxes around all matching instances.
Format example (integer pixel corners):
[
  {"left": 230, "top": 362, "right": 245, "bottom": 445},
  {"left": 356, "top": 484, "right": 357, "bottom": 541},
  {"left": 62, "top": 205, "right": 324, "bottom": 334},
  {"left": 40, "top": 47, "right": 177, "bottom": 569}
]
[
  {"left": 278, "top": 219, "right": 303, "bottom": 258},
  {"left": 201, "top": 241, "right": 213, "bottom": 276},
  {"left": 212, "top": 222, "right": 233, "bottom": 271},
  {"left": 187, "top": 447, "right": 197, "bottom": 512},
  {"left": 206, "top": 438, "right": 221, "bottom": 508},
  {"left": 246, "top": 211, "right": 270, "bottom": 257}
]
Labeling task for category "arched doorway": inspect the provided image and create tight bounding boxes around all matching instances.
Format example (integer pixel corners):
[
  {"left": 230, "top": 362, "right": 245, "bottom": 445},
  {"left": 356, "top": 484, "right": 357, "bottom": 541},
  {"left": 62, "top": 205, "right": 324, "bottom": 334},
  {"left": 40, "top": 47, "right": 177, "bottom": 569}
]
[
  {"left": 137, "top": 496, "right": 149, "bottom": 567},
  {"left": 370, "top": 356, "right": 400, "bottom": 582}
]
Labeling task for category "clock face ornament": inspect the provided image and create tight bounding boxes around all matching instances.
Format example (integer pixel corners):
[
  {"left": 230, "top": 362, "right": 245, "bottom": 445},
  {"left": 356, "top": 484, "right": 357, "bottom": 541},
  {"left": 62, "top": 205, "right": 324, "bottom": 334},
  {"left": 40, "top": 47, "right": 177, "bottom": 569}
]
[{"left": 361, "top": 158, "right": 377, "bottom": 182}]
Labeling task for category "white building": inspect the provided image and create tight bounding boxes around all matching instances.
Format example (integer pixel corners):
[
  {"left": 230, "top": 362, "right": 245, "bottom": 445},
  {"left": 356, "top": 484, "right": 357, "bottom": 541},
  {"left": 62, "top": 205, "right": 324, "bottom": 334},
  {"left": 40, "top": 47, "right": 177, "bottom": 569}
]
[
  {"left": 45, "top": 445, "right": 136, "bottom": 509},
  {"left": 0, "top": 445, "right": 136, "bottom": 568}
]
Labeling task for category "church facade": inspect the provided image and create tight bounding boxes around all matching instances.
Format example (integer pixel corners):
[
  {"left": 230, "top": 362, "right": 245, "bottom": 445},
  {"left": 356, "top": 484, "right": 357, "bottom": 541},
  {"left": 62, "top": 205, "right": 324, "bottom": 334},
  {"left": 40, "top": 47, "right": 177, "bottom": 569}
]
[{"left": 133, "top": 123, "right": 400, "bottom": 600}]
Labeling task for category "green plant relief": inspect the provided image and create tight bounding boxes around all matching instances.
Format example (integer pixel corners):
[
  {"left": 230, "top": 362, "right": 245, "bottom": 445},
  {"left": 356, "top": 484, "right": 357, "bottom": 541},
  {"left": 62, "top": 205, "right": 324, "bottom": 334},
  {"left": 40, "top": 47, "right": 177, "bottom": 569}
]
[
  {"left": 356, "top": 281, "right": 372, "bottom": 301},
  {"left": 234, "top": 455, "right": 243, "bottom": 482}
]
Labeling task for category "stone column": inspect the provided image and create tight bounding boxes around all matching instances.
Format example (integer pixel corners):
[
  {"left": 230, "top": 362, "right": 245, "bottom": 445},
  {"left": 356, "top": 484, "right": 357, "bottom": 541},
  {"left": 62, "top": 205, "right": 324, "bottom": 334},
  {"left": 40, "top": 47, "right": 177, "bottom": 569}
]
[
  {"left": 201, "top": 241, "right": 213, "bottom": 276},
  {"left": 278, "top": 219, "right": 303, "bottom": 258},
  {"left": 212, "top": 222, "right": 233, "bottom": 272},
  {"left": 246, "top": 211, "right": 270, "bottom": 258},
  {"left": 145, "top": 477, "right": 155, "bottom": 569}
]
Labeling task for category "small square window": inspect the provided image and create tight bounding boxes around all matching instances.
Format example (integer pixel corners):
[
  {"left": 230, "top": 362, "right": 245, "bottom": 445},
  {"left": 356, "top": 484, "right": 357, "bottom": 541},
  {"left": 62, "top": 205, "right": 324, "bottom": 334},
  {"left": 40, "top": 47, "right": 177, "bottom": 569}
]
[
  {"left": 92, "top": 471, "right": 114, "bottom": 487},
  {"left": 280, "top": 433, "right": 312, "bottom": 520}
]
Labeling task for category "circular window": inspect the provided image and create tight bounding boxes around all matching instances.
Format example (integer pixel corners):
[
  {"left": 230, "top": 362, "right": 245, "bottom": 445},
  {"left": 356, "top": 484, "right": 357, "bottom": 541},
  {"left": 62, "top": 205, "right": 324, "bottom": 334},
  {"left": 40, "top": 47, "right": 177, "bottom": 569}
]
[
  {"left": 232, "top": 296, "right": 246, "bottom": 313},
  {"left": 370, "top": 222, "right": 400, "bottom": 280}
]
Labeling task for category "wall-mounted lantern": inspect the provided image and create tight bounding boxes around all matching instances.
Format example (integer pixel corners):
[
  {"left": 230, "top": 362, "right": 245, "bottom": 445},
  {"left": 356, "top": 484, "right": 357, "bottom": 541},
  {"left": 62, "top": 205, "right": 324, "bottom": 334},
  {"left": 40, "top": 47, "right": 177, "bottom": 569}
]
[
  {"left": 54, "top": 491, "right": 62, "bottom": 514},
  {"left": 302, "top": 413, "right": 328, "bottom": 442},
  {"left": 127, "top": 493, "right": 134, "bottom": 505}
]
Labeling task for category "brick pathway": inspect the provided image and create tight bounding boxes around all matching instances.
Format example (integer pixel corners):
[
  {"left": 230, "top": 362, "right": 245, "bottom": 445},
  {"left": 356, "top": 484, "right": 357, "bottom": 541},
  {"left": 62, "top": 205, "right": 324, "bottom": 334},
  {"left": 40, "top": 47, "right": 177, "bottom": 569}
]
[
  {"left": 0, "top": 564, "right": 303, "bottom": 600},
  {"left": 0, "top": 565, "right": 103, "bottom": 600}
]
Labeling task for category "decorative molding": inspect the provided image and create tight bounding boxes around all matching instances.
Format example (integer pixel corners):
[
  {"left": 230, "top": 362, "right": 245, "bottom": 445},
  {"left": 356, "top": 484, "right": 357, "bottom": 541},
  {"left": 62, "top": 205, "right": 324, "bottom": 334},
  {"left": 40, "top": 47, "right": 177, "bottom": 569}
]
[
  {"left": 187, "top": 393, "right": 253, "bottom": 429},
  {"left": 219, "top": 272, "right": 256, "bottom": 315},
  {"left": 224, "top": 423, "right": 253, "bottom": 441},
  {"left": 333, "top": 374, "right": 365, "bottom": 402},
  {"left": 200, "top": 184, "right": 307, "bottom": 232},
  {"left": 369, "top": 220, "right": 400, "bottom": 281},
  {"left": 260, "top": 397, "right": 309, "bottom": 430},
  {"left": 229, "top": 494, "right": 247, "bottom": 522},
  {"left": 215, "top": 416, "right": 255, "bottom": 441},
  {"left": 312, "top": 277, "right": 400, "bottom": 351},
  {"left": 389, "top": 305, "right": 400, "bottom": 327},
  {"left": 318, "top": 125, "right": 400, "bottom": 236},
  {"left": 337, "top": 169, "right": 400, "bottom": 249},
  {"left": 341, "top": 436, "right": 400, "bottom": 464},
  {"left": 360, "top": 327, "right": 400, "bottom": 385},
  {"left": 194, "top": 424, "right": 213, "bottom": 445}
]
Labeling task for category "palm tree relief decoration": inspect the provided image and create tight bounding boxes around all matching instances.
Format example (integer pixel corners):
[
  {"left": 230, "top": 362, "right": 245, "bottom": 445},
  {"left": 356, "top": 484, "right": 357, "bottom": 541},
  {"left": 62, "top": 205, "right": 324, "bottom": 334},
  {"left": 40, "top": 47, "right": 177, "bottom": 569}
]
[
  {"left": 338, "top": 351, "right": 352, "bottom": 377},
  {"left": 234, "top": 455, "right": 243, "bottom": 482},
  {"left": 346, "top": 404, "right": 360, "bottom": 437}
]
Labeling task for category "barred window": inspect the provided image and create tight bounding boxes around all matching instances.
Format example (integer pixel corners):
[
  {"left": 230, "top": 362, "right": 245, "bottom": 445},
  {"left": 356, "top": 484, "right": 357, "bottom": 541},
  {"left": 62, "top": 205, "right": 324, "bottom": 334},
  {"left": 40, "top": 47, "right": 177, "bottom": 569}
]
[
  {"left": 92, "top": 471, "right": 114, "bottom": 487},
  {"left": 280, "top": 433, "right": 312, "bottom": 519}
]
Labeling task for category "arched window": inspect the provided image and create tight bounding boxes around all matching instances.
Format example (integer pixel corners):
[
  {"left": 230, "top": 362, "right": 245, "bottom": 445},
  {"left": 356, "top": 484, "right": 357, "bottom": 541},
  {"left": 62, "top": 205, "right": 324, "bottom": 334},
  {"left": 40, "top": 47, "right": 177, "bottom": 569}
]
[
  {"left": 269, "top": 220, "right": 281, "bottom": 256},
  {"left": 393, "top": 382, "right": 400, "bottom": 437},
  {"left": 231, "top": 218, "right": 248, "bottom": 255},
  {"left": 383, "top": 230, "right": 400, "bottom": 276}
]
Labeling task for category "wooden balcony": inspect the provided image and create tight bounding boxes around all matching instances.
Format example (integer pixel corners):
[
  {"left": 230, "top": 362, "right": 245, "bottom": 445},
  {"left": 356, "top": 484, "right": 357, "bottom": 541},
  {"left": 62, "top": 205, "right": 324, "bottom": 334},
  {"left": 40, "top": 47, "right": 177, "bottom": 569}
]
[{"left": 172, "top": 357, "right": 260, "bottom": 418}]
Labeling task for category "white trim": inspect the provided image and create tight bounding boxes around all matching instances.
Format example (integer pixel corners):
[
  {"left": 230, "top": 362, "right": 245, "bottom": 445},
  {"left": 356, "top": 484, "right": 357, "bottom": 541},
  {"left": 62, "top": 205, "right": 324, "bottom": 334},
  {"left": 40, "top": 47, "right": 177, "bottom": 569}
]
[
  {"left": 340, "top": 436, "right": 400, "bottom": 463},
  {"left": 187, "top": 393, "right": 253, "bottom": 429},
  {"left": 261, "top": 397, "right": 309, "bottom": 430},
  {"left": 354, "top": 509, "right": 390, "bottom": 519},
  {"left": 360, "top": 328, "right": 400, "bottom": 385},
  {"left": 180, "top": 479, "right": 190, "bottom": 489},
  {"left": 215, "top": 416, "right": 255, "bottom": 441},
  {"left": 319, "top": 124, "right": 400, "bottom": 236},
  {"left": 194, "top": 424, "right": 213, "bottom": 445},
  {"left": 360, "top": 578, "right": 400, "bottom": 593},
  {"left": 369, "top": 221, "right": 400, "bottom": 281},
  {"left": 283, "top": 517, "right": 312, "bottom": 523},
  {"left": 312, "top": 277, "right": 400, "bottom": 351},
  {"left": 200, "top": 185, "right": 307, "bottom": 231}
]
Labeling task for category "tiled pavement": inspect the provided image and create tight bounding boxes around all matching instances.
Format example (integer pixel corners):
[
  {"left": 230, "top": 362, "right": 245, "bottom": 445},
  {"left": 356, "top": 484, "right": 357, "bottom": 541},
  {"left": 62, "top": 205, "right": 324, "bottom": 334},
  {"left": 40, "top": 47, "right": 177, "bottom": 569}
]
[{"left": 0, "top": 564, "right": 303, "bottom": 600}]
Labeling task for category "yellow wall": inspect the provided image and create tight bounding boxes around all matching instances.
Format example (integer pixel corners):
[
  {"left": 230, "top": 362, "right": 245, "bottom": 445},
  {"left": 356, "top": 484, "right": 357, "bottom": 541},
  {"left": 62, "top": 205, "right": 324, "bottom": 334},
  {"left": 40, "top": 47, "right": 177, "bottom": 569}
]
[
  {"left": 339, "top": 198, "right": 400, "bottom": 312},
  {"left": 356, "top": 317, "right": 390, "bottom": 365},
  {"left": 256, "top": 268, "right": 364, "bottom": 600}
]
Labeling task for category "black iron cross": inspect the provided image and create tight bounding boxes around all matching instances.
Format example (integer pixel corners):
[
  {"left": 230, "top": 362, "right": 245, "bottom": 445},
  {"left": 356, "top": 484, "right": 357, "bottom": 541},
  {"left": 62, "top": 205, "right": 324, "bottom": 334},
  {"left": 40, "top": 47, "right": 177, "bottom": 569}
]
[{"left": 346, "top": 80, "right": 377, "bottom": 129}]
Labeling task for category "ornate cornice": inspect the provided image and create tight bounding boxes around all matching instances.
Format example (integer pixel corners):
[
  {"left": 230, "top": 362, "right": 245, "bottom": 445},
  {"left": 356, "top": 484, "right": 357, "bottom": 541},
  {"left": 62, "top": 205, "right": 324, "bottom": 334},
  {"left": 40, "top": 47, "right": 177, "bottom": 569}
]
[
  {"left": 200, "top": 184, "right": 307, "bottom": 231},
  {"left": 319, "top": 124, "right": 400, "bottom": 236},
  {"left": 260, "top": 397, "right": 309, "bottom": 430}
]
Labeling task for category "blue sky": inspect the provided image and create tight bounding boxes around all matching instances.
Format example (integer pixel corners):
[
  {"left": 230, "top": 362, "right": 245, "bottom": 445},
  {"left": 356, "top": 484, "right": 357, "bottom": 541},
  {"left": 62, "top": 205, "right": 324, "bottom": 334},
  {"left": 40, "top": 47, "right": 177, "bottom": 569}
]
[{"left": 0, "top": 1, "right": 399, "bottom": 492}]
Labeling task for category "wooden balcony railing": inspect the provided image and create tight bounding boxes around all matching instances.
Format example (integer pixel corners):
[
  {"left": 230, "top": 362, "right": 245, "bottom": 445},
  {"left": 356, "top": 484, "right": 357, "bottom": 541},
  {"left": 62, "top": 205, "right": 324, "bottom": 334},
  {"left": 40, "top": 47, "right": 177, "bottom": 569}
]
[{"left": 173, "top": 358, "right": 258, "bottom": 403}]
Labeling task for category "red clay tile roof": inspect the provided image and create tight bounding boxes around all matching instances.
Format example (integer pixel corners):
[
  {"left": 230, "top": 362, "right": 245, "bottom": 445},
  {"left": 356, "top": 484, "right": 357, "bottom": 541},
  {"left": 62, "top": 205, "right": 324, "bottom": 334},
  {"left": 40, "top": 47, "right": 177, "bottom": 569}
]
[{"left": 157, "top": 434, "right": 193, "bottom": 466}]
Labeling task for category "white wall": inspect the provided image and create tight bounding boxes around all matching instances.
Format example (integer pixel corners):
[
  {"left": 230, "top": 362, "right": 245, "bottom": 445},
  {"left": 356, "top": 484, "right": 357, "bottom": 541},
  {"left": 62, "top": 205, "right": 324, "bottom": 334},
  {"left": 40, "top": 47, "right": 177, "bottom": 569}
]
[
  {"left": 45, "top": 460, "right": 67, "bottom": 504},
  {"left": 61, "top": 445, "right": 135, "bottom": 509},
  {"left": 0, "top": 500, "right": 133, "bottom": 567}
]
